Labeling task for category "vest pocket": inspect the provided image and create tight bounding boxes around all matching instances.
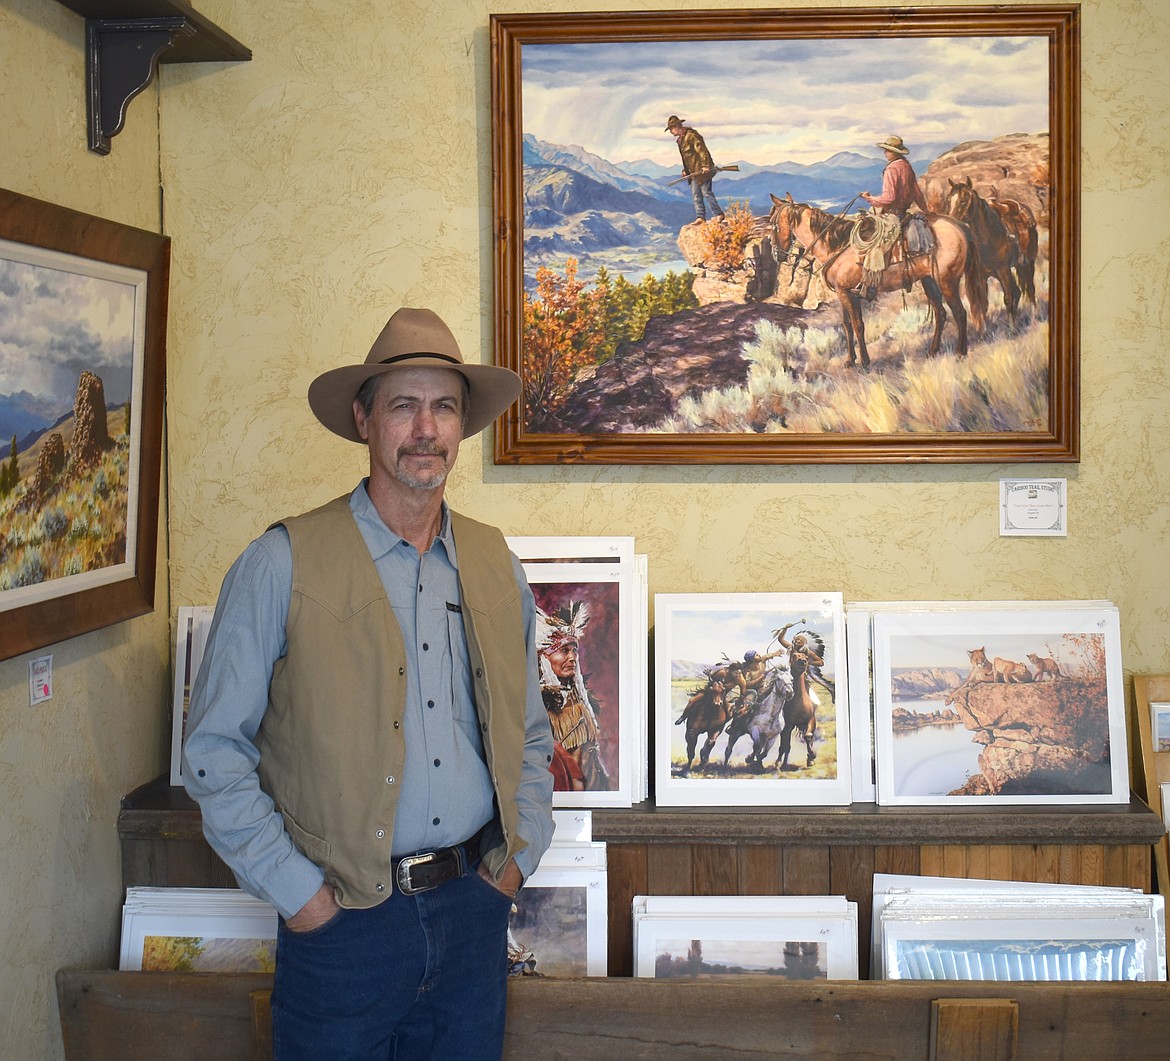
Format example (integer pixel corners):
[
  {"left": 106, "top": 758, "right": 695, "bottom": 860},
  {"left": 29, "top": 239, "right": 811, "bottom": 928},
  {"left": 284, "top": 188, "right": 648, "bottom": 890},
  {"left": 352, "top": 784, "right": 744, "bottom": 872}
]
[{"left": 281, "top": 810, "right": 331, "bottom": 865}]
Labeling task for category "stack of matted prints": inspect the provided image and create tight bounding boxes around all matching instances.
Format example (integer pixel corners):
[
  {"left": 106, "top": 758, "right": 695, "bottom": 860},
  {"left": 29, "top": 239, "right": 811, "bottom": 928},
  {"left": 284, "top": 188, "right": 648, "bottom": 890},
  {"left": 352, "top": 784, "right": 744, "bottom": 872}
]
[
  {"left": 844, "top": 599, "right": 1128, "bottom": 806},
  {"left": 631, "top": 895, "right": 859, "bottom": 980},
  {"left": 120, "top": 887, "right": 277, "bottom": 972},
  {"left": 654, "top": 592, "right": 852, "bottom": 807},
  {"left": 508, "top": 809, "right": 608, "bottom": 978},
  {"left": 507, "top": 535, "right": 648, "bottom": 807},
  {"left": 871, "top": 874, "right": 1166, "bottom": 983}
]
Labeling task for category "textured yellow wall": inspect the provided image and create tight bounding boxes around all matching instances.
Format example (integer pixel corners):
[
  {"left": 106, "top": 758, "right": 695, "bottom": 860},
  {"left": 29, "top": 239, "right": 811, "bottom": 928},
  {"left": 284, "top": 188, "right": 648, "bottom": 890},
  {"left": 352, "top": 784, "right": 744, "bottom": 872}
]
[
  {"left": 1, "top": 0, "right": 1168, "bottom": 1055},
  {"left": 0, "top": 2, "right": 170, "bottom": 1058},
  {"left": 162, "top": 0, "right": 1169, "bottom": 674}
]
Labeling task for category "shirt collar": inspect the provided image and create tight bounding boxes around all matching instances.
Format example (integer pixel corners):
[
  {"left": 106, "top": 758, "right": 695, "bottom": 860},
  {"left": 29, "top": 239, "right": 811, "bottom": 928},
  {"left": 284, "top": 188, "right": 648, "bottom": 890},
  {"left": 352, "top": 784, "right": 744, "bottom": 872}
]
[{"left": 349, "top": 480, "right": 457, "bottom": 566}]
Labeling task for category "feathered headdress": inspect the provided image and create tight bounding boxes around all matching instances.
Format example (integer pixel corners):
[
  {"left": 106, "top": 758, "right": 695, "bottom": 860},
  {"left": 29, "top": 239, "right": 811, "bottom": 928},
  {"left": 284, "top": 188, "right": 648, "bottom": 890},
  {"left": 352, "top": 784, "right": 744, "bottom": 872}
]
[{"left": 536, "top": 601, "right": 590, "bottom": 652}]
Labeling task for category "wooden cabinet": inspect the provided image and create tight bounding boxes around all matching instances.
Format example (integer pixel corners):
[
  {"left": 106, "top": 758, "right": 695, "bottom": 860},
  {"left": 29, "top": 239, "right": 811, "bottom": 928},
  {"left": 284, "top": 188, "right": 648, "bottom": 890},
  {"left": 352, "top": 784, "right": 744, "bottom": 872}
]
[
  {"left": 51, "top": 776, "right": 1170, "bottom": 1059},
  {"left": 118, "top": 775, "right": 1162, "bottom": 978}
]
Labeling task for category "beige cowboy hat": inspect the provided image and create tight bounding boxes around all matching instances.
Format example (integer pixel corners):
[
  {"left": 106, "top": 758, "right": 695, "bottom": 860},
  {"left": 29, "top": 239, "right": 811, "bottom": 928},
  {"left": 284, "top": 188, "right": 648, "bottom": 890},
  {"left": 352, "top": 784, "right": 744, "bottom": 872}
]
[
  {"left": 664, "top": 115, "right": 685, "bottom": 130},
  {"left": 307, "top": 307, "right": 521, "bottom": 442},
  {"left": 876, "top": 134, "right": 910, "bottom": 156}
]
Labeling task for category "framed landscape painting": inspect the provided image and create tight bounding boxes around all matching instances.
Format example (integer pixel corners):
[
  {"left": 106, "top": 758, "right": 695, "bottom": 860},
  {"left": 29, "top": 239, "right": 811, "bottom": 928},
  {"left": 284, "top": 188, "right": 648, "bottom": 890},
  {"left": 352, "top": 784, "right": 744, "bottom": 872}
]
[
  {"left": 490, "top": 6, "right": 1079, "bottom": 464},
  {"left": 871, "top": 605, "right": 1128, "bottom": 806},
  {"left": 0, "top": 188, "right": 169, "bottom": 660}
]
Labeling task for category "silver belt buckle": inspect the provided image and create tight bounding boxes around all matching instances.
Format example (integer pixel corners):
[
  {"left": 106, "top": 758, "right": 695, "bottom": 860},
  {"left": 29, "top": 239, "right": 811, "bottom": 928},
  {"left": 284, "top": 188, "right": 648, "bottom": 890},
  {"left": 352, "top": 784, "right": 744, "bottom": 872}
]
[{"left": 396, "top": 852, "right": 438, "bottom": 895}]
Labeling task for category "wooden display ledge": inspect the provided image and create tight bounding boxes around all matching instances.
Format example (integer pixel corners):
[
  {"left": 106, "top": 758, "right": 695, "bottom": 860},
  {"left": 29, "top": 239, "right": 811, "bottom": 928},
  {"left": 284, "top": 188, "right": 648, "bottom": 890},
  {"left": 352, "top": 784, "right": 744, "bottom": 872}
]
[
  {"left": 56, "top": 969, "right": 1170, "bottom": 1060},
  {"left": 119, "top": 775, "right": 1165, "bottom": 849}
]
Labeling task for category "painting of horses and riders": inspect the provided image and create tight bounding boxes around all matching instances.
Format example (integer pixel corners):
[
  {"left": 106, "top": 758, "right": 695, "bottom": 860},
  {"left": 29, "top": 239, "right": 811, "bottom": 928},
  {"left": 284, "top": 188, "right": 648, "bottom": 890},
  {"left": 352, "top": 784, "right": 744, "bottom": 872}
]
[
  {"left": 491, "top": 7, "right": 1077, "bottom": 463},
  {"left": 654, "top": 592, "right": 851, "bottom": 807}
]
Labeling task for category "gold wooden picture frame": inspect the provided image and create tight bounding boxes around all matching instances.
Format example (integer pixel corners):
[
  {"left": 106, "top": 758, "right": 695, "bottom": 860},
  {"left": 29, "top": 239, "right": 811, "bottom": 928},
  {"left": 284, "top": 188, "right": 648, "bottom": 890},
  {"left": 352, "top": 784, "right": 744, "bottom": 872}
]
[{"left": 490, "top": 6, "right": 1079, "bottom": 465}]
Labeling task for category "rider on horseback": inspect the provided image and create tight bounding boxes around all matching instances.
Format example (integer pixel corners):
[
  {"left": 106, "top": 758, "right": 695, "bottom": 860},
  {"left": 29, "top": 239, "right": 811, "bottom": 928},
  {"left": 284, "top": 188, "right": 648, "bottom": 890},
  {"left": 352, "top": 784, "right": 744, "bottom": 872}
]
[
  {"left": 857, "top": 134, "right": 931, "bottom": 299},
  {"left": 730, "top": 646, "right": 786, "bottom": 718}
]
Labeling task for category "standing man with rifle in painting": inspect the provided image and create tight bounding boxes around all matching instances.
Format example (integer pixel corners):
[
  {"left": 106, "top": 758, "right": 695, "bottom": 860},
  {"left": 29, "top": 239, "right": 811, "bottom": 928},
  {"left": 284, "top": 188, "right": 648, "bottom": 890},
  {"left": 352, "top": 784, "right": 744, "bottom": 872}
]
[{"left": 666, "top": 114, "right": 728, "bottom": 225}]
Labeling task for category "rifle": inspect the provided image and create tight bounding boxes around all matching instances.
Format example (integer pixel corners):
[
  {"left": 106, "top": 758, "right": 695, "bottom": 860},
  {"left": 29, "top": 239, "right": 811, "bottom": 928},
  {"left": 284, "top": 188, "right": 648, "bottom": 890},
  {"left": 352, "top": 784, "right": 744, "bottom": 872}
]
[{"left": 668, "top": 165, "right": 740, "bottom": 186}]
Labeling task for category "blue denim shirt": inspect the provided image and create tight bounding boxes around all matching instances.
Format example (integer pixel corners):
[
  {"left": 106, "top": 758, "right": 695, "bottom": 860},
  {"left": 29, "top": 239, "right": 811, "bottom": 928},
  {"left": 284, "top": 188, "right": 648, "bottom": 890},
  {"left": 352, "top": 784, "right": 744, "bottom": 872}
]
[{"left": 183, "top": 482, "right": 554, "bottom": 918}]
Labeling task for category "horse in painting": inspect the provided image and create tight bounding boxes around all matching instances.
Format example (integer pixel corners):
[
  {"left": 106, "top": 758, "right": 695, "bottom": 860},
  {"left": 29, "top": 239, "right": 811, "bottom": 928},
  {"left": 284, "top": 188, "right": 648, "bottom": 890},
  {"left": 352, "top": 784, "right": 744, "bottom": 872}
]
[
  {"left": 768, "top": 193, "right": 987, "bottom": 369},
  {"left": 942, "top": 176, "right": 1026, "bottom": 319}
]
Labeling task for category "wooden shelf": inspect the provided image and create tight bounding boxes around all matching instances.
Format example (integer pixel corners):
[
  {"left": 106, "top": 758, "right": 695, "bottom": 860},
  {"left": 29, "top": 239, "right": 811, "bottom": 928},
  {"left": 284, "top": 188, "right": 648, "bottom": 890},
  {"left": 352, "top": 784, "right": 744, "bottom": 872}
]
[
  {"left": 121, "top": 774, "right": 1166, "bottom": 849},
  {"left": 53, "top": 0, "right": 250, "bottom": 153},
  {"left": 593, "top": 796, "right": 1165, "bottom": 847},
  {"left": 55, "top": 0, "right": 250, "bottom": 63}
]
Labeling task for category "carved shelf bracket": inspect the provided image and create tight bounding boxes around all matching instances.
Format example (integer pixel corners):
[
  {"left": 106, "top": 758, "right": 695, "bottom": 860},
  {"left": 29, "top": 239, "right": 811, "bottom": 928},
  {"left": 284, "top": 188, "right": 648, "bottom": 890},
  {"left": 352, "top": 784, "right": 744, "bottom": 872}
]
[
  {"left": 55, "top": 0, "right": 251, "bottom": 155},
  {"left": 87, "top": 17, "right": 193, "bottom": 155}
]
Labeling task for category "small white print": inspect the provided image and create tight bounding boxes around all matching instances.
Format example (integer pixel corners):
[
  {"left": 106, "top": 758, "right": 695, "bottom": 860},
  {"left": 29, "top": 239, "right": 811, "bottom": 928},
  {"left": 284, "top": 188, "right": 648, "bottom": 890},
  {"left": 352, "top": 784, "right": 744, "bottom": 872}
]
[{"left": 1000, "top": 478, "right": 1067, "bottom": 537}]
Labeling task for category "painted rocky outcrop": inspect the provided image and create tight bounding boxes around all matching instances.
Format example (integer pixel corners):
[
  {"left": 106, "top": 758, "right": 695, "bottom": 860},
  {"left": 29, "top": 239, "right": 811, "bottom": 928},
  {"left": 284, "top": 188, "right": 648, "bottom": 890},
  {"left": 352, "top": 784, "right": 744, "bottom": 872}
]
[
  {"left": 946, "top": 679, "right": 1112, "bottom": 796},
  {"left": 71, "top": 370, "right": 110, "bottom": 473},
  {"left": 30, "top": 432, "right": 66, "bottom": 502}
]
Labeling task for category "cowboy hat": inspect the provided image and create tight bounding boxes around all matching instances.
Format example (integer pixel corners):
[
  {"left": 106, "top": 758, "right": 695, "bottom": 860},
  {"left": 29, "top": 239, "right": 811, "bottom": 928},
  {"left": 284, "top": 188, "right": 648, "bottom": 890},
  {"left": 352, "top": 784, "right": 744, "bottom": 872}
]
[
  {"left": 664, "top": 115, "right": 685, "bottom": 130},
  {"left": 307, "top": 308, "right": 521, "bottom": 442},
  {"left": 876, "top": 134, "right": 910, "bottom": 156}
]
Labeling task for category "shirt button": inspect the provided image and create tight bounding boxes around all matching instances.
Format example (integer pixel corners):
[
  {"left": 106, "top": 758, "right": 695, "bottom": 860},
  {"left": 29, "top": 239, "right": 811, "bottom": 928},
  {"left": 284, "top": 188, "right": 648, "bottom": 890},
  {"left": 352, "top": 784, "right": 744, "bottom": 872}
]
[
  {"left": 427, "top": 700, "right": 435, "bottom": 709},
  {"left": 398, "top": 666, "right": 405, "bottom": 676},
  {"left": 422, "top": 643, "right": 430, "bottom": 651},
  {"left": 393, "top": 720, "right": 400, "bottom": 729},
  {"left": 433, "top": 758, "right": 441, "bottom": 767},
  {"left": 432, "top": 817, "right": 440, "bottom": 826},
  {"left": 376, "top": 829, "right": 386, "bottom": 839},
  {"left": 376, "top": 882, "right": 385, "bottom": 892},
  {"left": 386, "top": 775, "right": 396, "bottom": 785}
]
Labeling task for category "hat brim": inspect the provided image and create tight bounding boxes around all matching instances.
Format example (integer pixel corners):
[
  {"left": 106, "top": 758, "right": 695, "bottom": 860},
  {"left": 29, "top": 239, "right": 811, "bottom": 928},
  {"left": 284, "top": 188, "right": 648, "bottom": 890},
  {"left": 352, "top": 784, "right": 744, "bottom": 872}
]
[{"left": 307, "top": 355, "right": 521, "bottom": 442}]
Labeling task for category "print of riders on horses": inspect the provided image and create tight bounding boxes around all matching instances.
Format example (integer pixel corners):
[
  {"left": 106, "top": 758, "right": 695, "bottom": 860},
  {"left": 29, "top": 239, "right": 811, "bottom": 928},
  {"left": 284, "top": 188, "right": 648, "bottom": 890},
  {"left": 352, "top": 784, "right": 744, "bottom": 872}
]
[{"left": 673, "top": 619, "right": 831, "bottom": 777}]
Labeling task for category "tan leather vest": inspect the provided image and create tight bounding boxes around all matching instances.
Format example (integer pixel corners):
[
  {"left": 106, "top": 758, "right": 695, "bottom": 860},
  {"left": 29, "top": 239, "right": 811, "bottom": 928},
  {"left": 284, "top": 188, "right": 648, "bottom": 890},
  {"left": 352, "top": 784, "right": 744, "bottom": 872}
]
[{"left": 255, "top": 494, "right": 529, "bottom": 908}]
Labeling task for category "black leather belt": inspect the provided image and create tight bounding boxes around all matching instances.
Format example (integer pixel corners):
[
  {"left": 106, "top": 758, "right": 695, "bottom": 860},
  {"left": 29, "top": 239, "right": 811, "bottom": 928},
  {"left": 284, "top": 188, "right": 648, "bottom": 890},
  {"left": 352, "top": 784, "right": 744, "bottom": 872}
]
[{"left": 392, "top": 832, "right": 480, "bottom": 896}]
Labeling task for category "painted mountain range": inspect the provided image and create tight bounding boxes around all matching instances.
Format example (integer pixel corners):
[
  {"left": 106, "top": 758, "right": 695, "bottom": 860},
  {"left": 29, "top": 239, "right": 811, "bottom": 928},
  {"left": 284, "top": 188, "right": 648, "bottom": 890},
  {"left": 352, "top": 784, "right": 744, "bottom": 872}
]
[{"left": 522, "top": 133, "right": 950, "bottom": 270}]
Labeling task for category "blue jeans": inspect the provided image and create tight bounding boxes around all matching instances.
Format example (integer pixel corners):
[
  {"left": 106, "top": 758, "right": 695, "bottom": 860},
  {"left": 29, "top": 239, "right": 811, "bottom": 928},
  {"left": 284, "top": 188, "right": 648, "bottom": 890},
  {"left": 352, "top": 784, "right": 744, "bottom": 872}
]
[
  {"left": 691, "top": 177, "right": 724, "bottom": 221},
  {"left": 271, "top": 867, "right": 514, "bottom": 1060}
]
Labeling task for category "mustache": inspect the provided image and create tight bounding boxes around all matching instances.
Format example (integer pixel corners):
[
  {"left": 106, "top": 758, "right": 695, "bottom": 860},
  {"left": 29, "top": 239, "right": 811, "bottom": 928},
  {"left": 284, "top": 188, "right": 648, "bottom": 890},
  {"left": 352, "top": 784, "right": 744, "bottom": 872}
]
[{"left": 397, "top": 443, "right": 448, "bottom": 459}]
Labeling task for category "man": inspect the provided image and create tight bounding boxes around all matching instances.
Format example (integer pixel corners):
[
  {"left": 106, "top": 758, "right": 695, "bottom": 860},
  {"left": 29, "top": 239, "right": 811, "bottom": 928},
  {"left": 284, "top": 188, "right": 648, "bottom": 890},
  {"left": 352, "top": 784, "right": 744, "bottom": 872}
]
[
  {"left": 858, "top": 134, "right": 930, "bottom": 298},
  {"left": 183, "top": 308, "right": 555, "bottom": 1060},
  {"left": 537, "top": 600, "right": 610, "bottom": 791},
  {"left": 665, "top": 114, "right": 726, "bottom": 224},
  {"left": 731, "top": 646, "right": 787, "bottom": 716},
  {"left": 861, "top": 134, "right": 928, "bottom": 218}
]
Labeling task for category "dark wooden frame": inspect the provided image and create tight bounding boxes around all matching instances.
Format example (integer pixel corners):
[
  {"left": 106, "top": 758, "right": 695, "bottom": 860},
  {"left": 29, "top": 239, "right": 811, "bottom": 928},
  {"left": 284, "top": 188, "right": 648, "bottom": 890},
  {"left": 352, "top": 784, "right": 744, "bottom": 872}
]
[
  {"left": 490, "top": 6, "right": 1080, "bottom": 465},
  {"left": 0, "top": 189, "right": 169, "bottom": 661}
]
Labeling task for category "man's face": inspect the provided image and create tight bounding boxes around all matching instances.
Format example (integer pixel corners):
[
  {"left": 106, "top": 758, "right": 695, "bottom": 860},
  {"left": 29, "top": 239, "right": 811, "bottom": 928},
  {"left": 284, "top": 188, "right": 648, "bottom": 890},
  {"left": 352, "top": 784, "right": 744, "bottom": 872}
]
[
  {"left": 353, "top": 366, "right": 466, "bottom": 492},
  {"left": 545, "top": 641, "right": 579, "bottom": 680}
]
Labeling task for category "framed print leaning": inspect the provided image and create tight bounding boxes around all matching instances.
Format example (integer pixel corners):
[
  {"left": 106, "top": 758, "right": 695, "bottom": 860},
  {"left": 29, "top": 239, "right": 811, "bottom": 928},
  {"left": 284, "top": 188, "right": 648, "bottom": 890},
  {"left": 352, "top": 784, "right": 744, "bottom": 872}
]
[
  {"left": 654, "top": 592, "right": 850, "bottom": 807},
  {"left": 490, "top": 6, "right": 1079, "bottom": 465},
  {"left": 508, "top": 535, "right": 642, "bottom": 807},
  {"left": 871, "top": 604, "right": 1128, "bottom": 806},
  {"left": 0, "top": 188, "right": 169, "bottom": 661}
]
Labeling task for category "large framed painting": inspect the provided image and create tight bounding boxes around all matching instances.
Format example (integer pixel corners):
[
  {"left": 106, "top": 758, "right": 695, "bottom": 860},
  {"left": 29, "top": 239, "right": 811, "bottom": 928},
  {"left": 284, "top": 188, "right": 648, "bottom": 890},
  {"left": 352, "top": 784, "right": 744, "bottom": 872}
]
[
  {"left": 490, "top": 6, "right": 1079, "bottom": 464},
  {"left": 0, "top": 189, "right": 169, "bottom": 661}
]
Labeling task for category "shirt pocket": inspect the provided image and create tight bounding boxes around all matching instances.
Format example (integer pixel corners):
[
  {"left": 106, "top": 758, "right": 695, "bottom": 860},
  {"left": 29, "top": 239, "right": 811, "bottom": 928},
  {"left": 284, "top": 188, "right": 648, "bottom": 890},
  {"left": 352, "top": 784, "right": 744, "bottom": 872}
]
[{"left": 445, "top": 603, "right": 477, "bottom": 729}]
